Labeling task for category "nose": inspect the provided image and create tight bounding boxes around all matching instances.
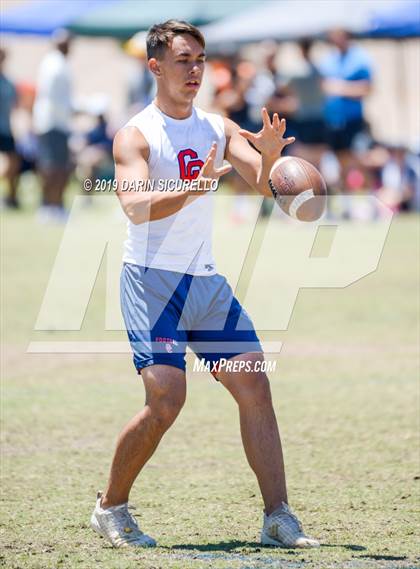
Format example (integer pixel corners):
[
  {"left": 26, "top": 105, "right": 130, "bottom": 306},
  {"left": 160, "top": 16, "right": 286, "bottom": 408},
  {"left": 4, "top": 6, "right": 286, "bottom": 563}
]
[{"left": 190, "top": 63, "right": 201, "bottom": 76}]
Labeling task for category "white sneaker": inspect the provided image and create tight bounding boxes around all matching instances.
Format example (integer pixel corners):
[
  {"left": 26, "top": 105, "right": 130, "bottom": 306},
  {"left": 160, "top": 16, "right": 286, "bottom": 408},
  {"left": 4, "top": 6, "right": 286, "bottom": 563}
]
[
  {"left": 90, "top": 492, "right": 156, "bottom": 548},
  {"left": 36, "top": 205, "right": 68, "bottom": 224},
  {"left": 261, "top": 502, "right": 320, "bottom": 548}
]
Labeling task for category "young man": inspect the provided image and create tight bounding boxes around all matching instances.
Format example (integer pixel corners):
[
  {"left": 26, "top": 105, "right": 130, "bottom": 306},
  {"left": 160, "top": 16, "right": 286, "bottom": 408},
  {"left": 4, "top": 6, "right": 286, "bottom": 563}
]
[{"left": 91, "top": 20, "right": 320, "bottom": 550}]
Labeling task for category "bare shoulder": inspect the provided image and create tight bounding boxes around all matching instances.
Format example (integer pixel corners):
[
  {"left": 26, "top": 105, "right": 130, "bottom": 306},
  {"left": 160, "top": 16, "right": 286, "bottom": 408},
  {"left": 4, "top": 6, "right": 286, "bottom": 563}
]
[{"left": 113, "top": 126, "right": 150, "bottom": 165}]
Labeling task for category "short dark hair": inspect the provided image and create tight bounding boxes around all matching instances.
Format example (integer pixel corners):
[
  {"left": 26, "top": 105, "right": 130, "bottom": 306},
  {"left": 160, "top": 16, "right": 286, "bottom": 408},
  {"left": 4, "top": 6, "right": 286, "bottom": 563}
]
[{"left": 146, "top": 20, "right": 205, "bottom": 60}]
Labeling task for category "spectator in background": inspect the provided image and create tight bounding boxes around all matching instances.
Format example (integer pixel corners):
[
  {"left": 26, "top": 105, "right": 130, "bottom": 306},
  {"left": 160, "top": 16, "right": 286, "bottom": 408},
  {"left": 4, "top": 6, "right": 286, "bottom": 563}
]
[
  {"left": 14, "top": 82, "right": 38, "bottom": 178},
  {"left": 378, "top": 145, "right": 419, "bottom": 213},
  {"left": 124, "top": 31, "right": 155, "bottom": 118},
  {"left": 286, "top": 39, "right": 326, "bottom": 169},
  {"left": 214, "top": 58, "right": 260, "bottom": 222},
  {"left": 320, "top": 29, "right": 373, "bottom": 206},
  {"left": 215, "top": 59, "right": 257, "bottom": 132},
  {"left": 0, "top": 48, "right": 20, "bottom": 209},
  {"left": 264, "top": 42, "right": 298, "bottom": 144},
  {"left": 72, "top": 98, "right": 114, "bottom": 191},
  {"left": 261, "top": 42, "right": 297, "bottom": 217},
  {"left": 33, "top": 29, "right": 73, "bottom": 222}
]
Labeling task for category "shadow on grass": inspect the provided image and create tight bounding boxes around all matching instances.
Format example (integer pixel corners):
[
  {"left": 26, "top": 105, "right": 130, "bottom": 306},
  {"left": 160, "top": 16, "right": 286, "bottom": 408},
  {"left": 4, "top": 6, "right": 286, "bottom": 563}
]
[
  {"left": 320, "top": 547, "right": 408, "bottom": 563},
  {"left": 166, "top": 541, "right": 367, "bottom": 553},
  {"left": 322, "top": 544, "right": 367, "bottom": 552},
  {"left": 165, "top": 540, "right": 261, "bottom": 552},
  {"left": 358, "top": 555, "right": 407, "bottom": 561}
]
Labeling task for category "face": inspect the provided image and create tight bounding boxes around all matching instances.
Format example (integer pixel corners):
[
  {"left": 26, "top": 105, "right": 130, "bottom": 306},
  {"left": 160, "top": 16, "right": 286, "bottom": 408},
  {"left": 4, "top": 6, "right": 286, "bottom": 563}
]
[
  {"left": 328, "top": 29, "right": 350, "bottom": 52},
  {"left": 149, "top": 34, "right": 206, "bottom": 103},
  {"left": 62, "top": 41, "right": 70, "bottom": 56},
  {"left": 56, "top": 38, "right": 71, "bottom": 56}
]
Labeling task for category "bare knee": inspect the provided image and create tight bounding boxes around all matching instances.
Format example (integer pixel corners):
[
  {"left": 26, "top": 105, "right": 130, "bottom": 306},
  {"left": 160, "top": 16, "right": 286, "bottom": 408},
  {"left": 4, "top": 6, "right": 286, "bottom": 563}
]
[
  {"left": 151, "top": 389, "right": 185, "bottom": 429},
  {"left": 142, "top": 366, "right": 186, "bottom": 431},
  {"left": 220, "top": 355, "right": 273, "bottom": 407},
  {"left": 238, "top": 372, "right": 272, "bottom": 407}
]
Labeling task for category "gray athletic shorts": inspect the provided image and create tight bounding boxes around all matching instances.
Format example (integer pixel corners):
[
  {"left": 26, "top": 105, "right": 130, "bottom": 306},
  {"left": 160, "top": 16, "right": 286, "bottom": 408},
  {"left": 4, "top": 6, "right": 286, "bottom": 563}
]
[
  {"left": 120, "top": 262, "right": 262, "bottom": 375},
  {"left": 37, "top": 129, "right": 70, "bottom": 168}
]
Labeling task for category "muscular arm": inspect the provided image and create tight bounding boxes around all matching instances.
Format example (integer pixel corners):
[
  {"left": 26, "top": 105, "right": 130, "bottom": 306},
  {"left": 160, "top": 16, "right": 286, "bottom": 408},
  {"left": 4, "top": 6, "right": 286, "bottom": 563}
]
[
  {"left": 114, "top": 127, "right": 205, "bottom": 224},
  {"left": 224, "top": 112, "right": 295, "bottom": 198}
]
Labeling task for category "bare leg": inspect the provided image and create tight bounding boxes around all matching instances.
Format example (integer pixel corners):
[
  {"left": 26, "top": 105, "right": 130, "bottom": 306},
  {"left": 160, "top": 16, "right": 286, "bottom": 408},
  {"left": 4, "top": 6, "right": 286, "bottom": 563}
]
[
  {"left": 101, "top": 365, "right": 186, "bottom": 508},
  {"left": 38, "top": 166, "right": 70, "bottom": 207},
  {"left": 218, "top": 353, "right": 287, "bottom": 515},
  {"left": 5, "top": 152, "right": 20, "bottom": 205},
  {"left": 56, "top": 168, "right": 71, "bottom": 207},
  {"left": 39, "top": 168, "right": 55, "bottom": 205},
  {"left": 337, "top": 149, "right": 356, "bottom": 191}
]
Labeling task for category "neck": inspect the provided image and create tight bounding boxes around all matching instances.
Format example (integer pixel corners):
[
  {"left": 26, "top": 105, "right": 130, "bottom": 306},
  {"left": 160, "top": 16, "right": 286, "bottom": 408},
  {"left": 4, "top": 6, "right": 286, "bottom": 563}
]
[{"left": 154, "top": 92, "right": 193, "bottom": 120}]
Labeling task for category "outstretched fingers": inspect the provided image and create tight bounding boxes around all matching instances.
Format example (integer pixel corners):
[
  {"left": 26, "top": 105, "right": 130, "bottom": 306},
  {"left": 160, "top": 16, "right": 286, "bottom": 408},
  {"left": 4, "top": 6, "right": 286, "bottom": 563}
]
[
  {"left": 201, "top": 142, "right": 231, "bottom": 179},
  {"left": 214, "top": 163, "right": 232, "bottom": 177},
  {"left": 238, "top": 129, "right": 257, "bottom": 144},
  {"left": 273, "top": 113, "right": 288, "bottom": 137},
  {"left": 279, "top": 117, "right": 287, "bottom": 137},
  {"left": 201, "top": 143, "right": 216, "bottom": 172},
  {"left": 283, "top": 136, "right": 296, "bottom": 148},
  {"left": 205, "top": 142, "right": 217, "bottom": 162},
  {"left": 261, "top": 107, "right": 271, "bottom": 129}
]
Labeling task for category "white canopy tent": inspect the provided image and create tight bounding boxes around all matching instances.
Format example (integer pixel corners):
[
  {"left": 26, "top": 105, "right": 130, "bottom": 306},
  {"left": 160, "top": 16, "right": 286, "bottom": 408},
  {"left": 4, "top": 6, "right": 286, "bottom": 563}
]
[{"left": 201, "top": 0, "right": 401, "bottom": 45}]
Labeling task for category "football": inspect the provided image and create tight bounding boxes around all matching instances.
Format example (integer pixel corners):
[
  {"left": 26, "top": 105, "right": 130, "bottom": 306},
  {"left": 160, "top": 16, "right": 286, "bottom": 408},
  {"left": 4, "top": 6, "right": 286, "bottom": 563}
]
[{"left": 269, "top": 157, "right": 327, "bottom": 221}]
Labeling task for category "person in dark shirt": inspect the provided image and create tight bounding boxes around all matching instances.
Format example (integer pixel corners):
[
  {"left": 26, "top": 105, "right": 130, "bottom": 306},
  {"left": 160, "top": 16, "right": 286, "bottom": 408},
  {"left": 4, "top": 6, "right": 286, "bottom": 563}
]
[
  {"left": 286, "top": 39, "right": 327, "bottom": 169},
  {"left": 75, "top": 113, "right": 114, "bottom": 187},
  {"left": 0, "top": 48, "right": 20, "bottom": 208}
]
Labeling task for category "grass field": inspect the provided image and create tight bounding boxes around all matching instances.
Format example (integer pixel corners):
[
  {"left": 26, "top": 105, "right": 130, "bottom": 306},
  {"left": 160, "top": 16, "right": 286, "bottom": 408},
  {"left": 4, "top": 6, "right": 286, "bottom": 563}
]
[{"left": 1, "top": 189, "right": 419, "bottom": 569}]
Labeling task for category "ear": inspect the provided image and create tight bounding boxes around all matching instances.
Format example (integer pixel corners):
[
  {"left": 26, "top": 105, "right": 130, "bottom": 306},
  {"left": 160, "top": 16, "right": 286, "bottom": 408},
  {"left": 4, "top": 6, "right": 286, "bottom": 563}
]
[{"left": 148, "top": 58, "right": 161, "bottom": 77}]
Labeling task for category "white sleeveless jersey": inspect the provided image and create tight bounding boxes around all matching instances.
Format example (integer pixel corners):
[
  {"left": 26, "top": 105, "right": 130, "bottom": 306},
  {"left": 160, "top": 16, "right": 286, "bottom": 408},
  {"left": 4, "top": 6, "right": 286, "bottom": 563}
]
[{"left": 122, "top": 102, "right": 226, "bottom": 276}]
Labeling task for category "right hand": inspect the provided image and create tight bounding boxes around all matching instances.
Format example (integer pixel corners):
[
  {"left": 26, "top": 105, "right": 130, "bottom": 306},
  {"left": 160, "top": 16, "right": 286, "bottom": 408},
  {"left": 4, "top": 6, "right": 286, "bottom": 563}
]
[{"left": 197, "top": 143, "right": 232, "bottom": 191}]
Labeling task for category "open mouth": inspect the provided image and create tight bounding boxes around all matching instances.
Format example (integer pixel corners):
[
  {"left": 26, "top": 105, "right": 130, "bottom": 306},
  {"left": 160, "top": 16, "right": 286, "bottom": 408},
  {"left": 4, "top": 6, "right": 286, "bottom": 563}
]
[{"left": 186, "top": 80, "right": 200, "bottom": 87}]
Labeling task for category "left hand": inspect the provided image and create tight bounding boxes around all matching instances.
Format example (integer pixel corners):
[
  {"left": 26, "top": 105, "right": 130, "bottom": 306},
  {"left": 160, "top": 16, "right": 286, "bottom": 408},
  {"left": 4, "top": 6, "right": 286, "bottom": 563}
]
[{"left": 239, "top": 107, "right": 295, "bottom": 159}]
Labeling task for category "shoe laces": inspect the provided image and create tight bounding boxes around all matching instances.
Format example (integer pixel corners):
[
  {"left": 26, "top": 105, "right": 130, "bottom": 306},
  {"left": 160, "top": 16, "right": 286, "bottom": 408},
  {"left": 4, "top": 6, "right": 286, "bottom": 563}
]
[
  {"left": 271, "top": 503, "right": 303, "bottom": 533},
  {"left": 106, "top": 503, "right": 142, "bottom": 535}
]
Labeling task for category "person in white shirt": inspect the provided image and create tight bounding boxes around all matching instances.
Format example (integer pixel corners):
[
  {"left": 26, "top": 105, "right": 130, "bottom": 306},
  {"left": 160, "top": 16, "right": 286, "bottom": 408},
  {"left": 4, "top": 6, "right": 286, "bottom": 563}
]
[
  {"left": 90, "top": 20, "right": 320, "bottom": 550},
  {"left": 33, "top": 29, "right": 73, "bottom": 221}
]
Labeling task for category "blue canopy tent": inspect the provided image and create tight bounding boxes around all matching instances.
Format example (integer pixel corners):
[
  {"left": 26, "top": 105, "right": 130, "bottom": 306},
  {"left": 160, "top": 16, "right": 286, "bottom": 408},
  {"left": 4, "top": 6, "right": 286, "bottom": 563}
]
[
  {"left": 369, "top": 0, "right": 420, "bottom": 38},
  {"left": 0, "top": 0, "right": 112, "bottom": 36}
]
